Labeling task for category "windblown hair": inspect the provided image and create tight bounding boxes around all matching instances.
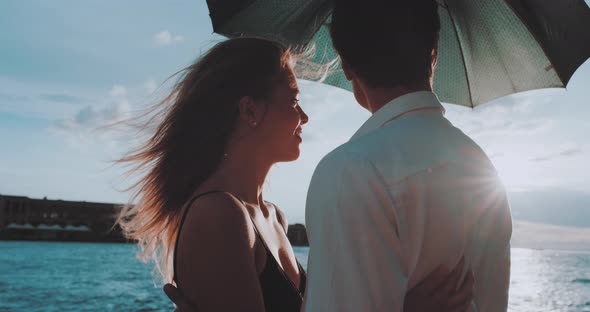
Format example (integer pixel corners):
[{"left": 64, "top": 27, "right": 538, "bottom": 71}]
[{"left": 116, "top": 37, "right": 298, "bottom": 282}]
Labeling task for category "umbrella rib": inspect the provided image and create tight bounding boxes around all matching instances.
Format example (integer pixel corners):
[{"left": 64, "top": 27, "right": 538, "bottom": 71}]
[
  {"left": 501, "top": 0, "right": 566, "bottom": 87},
  {"left": 444, "top": 0, "right": 474, "bottom": 108}
]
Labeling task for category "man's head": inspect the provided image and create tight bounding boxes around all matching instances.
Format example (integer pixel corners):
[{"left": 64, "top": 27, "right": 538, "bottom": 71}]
[{"left": 330, "top": 0, "right": 440, "bottom": 107}]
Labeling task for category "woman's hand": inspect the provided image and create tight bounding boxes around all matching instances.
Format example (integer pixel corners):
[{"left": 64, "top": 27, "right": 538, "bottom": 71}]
[
  {"left": 404, "top": 257, "right": 475, "bottom": 312},
  {"left": 163, "top": 283, "right": 195, "bottom": 312}
]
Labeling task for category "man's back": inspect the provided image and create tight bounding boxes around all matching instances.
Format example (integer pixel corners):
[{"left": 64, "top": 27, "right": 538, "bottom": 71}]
[{"left": 304, "top": 92, "right": 512, "bottom": 311}]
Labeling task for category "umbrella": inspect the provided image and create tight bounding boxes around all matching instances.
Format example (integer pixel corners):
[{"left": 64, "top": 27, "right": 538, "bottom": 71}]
[{"left": 206, "top": 0, "right": 590, "bottom": 107}]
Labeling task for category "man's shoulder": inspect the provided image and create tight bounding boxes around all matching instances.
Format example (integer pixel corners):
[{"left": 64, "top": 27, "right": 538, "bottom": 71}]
[{"left": 314, "top": 140, "right": 371, "bottom": 175}]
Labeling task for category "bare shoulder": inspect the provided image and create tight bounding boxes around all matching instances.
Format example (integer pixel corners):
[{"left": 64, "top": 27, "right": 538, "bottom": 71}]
[
  {"left": 268, "top": 201, "right": 288, "bottom": 233},
  {"left": 179, "top": 192, "right": 254, "bottom": 239},
  {"left": 176, "top": 192, "right": 257, "bottom": 267},
  {"left": 174, "top": 193, "right": 265, "bottom": 309}
]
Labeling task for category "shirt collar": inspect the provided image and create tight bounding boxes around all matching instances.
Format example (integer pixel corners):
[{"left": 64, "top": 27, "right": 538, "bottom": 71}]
[{"left": 350, "top": 91, "right": 445, "bottom": 141}]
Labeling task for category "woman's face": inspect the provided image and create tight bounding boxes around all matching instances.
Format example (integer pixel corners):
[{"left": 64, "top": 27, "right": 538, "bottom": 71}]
[{"left": 256, "top": 69, "right": 309, "bottom": 162}]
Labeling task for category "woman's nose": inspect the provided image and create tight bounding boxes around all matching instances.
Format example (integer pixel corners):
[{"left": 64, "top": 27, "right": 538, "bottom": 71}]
[{"left": 298, "top": 106, "right": 309, "bottom": 125}]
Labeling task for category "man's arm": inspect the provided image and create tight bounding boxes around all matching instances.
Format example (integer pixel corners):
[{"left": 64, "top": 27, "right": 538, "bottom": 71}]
[
  {"left": 304, "top": 152, "right": 410, "bottom": 312},
  {"left": 471, "top": 185, "right": 512, "bottom": 312},
  {"left": 457, "top": 149, "right": 512, "bottom": 312}
]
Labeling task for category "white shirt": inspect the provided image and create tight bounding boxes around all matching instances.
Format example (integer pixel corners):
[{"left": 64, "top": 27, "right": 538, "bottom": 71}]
[{"left": 303, "top": 91, "right": 512, "bottom": 312}]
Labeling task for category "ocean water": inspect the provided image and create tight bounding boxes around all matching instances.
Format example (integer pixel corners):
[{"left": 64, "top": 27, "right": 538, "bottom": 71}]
[{"left": 0, "top": 242, "right": 589, "bottom": 311}]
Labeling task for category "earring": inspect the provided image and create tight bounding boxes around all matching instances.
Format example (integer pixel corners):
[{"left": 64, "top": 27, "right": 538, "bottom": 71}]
[
  {"left": 223, "top": 153, "right": 228, "bottom": 160},
  {"left": 251, "top": 121, "right": 257, "bottom": 127}
]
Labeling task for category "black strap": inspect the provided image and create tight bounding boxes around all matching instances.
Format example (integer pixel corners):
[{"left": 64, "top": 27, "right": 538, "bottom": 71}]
[
  {"left": 173, "top": 190, "right": 245, "bottom": 284},
  {"left": 247, "top": 209, "right": 305, "bottom": 298},
  {"left": 172, "top": 191, "right": 303, "bottom": 295}
]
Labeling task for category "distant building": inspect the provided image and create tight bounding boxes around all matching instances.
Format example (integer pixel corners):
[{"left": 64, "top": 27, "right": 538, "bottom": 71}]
[{"left": 0, "top": 194, "right": 126, "bottom": 242}]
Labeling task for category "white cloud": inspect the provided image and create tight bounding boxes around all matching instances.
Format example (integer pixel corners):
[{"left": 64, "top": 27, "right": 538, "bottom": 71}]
[
  {"left": 529, "top": 146, "right": 584, "bottom": 162},
  {"left": 109, "top": 85, "right": 127, "bottom": 97},
  {"left": 559, "top": 147, "right": 583, "bottom": 157},
  {"left": 54, "top": 84, "right": 133, "bottom": 135},
  {"left": 55, "top": 99, "right": 131, "bottom": 131},
  {"left": 0, "top": 79, "right": 96, "bottom": 120},
  {"left": 50, "top": 78, "right": 184, "bottom": 153},
  {"left": 444, "top": 93, "right": 557, "bottom": 139},
  {"left": 144, "top": 80, "right": 158, "bottom": 94},
  {"left": 52, "top": 83, "right": 141, "bottom": 150},
  {"left": 153, "top": 30, "right": 184, "bottom": 46}
]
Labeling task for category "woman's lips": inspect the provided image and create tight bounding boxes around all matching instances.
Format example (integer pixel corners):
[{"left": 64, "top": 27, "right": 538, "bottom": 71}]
[{"left": 295, "top": 128, "right": 303, "bottom": 141}]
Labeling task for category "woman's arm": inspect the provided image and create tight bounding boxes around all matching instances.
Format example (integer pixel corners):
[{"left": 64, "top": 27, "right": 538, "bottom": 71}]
[
  {"left": 404, "top": 258, "right": 475, "bottom": 312},
  {"left": 176, "top": 192, "right": 265, "bottom": 312}
]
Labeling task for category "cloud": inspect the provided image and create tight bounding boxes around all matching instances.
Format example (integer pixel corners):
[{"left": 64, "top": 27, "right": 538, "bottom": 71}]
[
  {"left": 153, "top": 31, "right": 184, "bottom": 46},
  {"left": 444, "top": 90, "right": 560, "bottom": 140},
  {"left": 49, "top": 80, "right": 175, "bottom": 154},
  {"left": 559, "top": 148, "right": 583, "bottom": 157},
  {"left": 144, "top": 80, "right": 158, "bottom": 94},
  {"left": 530, "top": 156, "right": 553, "bottom": 162},
  {"left": 466, "top": 118, "right": 553, "bottom": 138},
  {"left": 109, "top": 85, "right": 127, "bottom": 97},
  {"left": 0, "top": 90, "right": 89, "bottom": 120},
  {"left": 55, "top": 100, "right": 131, "bottom": 131},
  {"left": 529, "top": 147, "right": 584, "bottom": 162},
  {"left": 53, "top": 84, "right": 137, "bottom": 137},
  {"left": 0, "top": 93, "right": 29, "bottom": 102},
  {"left": 38, "top": 93, "right": 85, "bottom": 104}
]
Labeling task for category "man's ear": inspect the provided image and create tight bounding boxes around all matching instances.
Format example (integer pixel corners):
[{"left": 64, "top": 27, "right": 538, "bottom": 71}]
[
  {"left": 431, "top": 48, "right": 438, "bottom": 69},
  {"left": 341, "top": 59, "right": 354, "bottom": 81},
  {"left": 238, "top": 95, "right": 263, "bottom": 127}
]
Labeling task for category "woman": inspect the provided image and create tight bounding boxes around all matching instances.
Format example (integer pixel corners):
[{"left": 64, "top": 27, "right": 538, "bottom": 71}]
[{"left": 118, "top": 37, "right": 473, "bottom": 312}]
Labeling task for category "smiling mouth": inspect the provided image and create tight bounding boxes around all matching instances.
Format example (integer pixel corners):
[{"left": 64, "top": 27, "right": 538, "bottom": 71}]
[{"left": 294, "top": 128, "right": 303, "bottom": 140}]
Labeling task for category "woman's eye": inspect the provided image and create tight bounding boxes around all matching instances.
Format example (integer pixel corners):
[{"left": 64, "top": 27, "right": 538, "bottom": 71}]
[{"left": 292, "top": 99, "right": 300, "bottom": 106}]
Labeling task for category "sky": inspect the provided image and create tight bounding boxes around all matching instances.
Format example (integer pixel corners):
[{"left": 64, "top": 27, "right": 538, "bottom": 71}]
[{"left": 1, "top": 1, "right": 589, "bottom": 237}]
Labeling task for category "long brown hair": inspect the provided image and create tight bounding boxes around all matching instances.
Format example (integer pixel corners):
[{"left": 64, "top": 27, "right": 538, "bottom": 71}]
[{"left": 117, "top": 37, "right": 295, "bottom": 282}]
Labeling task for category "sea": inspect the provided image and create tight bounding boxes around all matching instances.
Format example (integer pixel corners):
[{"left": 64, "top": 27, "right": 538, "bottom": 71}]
[{"left": 0, "top": 242, "right": 589, "bottom": 311}]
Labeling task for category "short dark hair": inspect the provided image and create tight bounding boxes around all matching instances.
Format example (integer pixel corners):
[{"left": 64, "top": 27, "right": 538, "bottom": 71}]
[{"left": 330, "top": 0, "right": 440, "bottom": 88}]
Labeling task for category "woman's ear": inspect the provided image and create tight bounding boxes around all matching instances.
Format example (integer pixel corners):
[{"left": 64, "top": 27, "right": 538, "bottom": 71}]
[{"left": 238, "top": 96, "right": 262, "bottom": 128}]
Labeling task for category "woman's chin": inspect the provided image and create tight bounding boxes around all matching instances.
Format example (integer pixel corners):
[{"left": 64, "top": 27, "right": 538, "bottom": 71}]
[
  {"left": 278, "top": 148, "right": 301, "bottom": 162},
  {"left": 287, "top": 150, "right": 301, "bottom": 161}
]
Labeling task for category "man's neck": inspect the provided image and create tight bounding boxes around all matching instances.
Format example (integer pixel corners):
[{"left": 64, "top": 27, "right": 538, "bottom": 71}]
[{"left": 364, "top": 85, "right": 432, "bottom": 114}]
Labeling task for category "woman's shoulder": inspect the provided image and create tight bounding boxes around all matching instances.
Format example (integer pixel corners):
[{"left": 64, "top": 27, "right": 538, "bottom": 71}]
[
  {"left": 174, "top": 192, "right": 263, "bottom": 307},
  {"left": 179, "top": 192, "right": 256, "bottom": 243}
]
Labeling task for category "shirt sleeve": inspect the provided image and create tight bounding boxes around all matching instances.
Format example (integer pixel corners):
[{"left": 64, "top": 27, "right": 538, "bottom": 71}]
[
  {"left": 455, "top": 148, "right": 513, "bottom": 312},
  {"left": 303, "top": 151, "right": 408, "bottom": 312},
  {"left": 471, "top": 182, "right": 512, "bottom": 312}
]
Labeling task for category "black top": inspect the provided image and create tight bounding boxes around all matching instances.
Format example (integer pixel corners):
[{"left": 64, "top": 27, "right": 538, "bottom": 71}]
[{"left": 173, "top": 191, "right": 306, "bottom": 312}]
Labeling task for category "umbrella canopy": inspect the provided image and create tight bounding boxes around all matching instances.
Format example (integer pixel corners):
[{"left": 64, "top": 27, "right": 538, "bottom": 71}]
[{"left": 206, "top": 0, "right": 590, "bottom": 107}]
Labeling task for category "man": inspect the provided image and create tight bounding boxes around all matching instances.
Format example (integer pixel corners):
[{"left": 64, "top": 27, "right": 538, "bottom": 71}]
[{"left": 302, "top": 0, "right": 512, "bottom": 311}]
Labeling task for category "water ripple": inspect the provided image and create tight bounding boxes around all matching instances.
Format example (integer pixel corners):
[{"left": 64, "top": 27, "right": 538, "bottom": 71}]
[{"left": 1, "top": 242, "right": 589, "bottom": 311}]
